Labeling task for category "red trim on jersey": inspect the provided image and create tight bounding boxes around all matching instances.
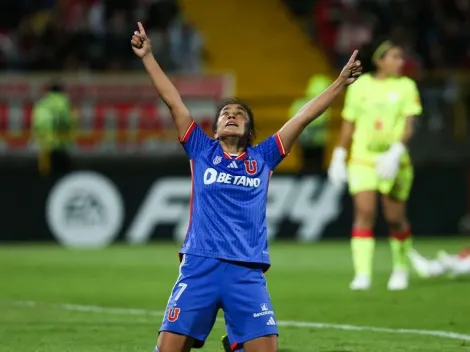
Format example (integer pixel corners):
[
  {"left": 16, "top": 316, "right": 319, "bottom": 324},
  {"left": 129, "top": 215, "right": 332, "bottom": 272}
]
[
  {"left": 230, "top": 341, "right": 238, "bottom": 351},
  {"left": 223, "top": 151, "right": 247, "bottom": 160},
  {"left": 235, "top": 152, "right": 247, "bottom": 160},
  {"left": 275, "top": 132, "right": 287, "bottom": 156},
  {"left": 179, "top": 121, "right": 196, "bottom": 143}
]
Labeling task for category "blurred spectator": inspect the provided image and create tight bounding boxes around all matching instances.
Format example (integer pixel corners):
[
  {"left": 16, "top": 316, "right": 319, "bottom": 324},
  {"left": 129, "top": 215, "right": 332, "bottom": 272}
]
[
  {"left": 0, "top": 0, "right": 204, "bottom": 73},
  {"left": 32, "top": 82, "right": 75, "bottom": 178},
  {"left": 284, "top": 0, "right": 470, "bottom": 71},
  {"left": 334, "top": 7, "right": 372, "bottom": 67},
  {"left": 169, "top": 16, "right": 204, "bottom": 73}
]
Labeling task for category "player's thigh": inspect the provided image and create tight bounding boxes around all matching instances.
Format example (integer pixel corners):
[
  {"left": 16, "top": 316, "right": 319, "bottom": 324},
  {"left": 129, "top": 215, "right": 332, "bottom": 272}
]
[
  {"left": 222, "top": 263, "right": 278, "bottom": 349},
  {"left": 159, "top": 254, "right": 221, "bottom": 348},
  {"left": 380, "top": 166, "right": 413, "bottom": 224},
  {"left": 243, "top": 335, "right": 278, "bottom": 352},
  {"left": 383, "top": 164, "right": 414, "bottom": 202},
  {"left": 157, "top": 331, "right": 193, "bottom": 352}
]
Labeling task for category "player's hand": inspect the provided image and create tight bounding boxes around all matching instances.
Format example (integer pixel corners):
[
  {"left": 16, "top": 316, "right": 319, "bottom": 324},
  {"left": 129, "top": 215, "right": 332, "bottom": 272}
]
[
  {"left": 338, "top": 50, "right": 362, "bottom": 86},
  {"left": 131, "top": 22, "right": 152, "bottom": 59},
  {"left": 328, "top": 147, "right": 348, "bottom": 188},
  {"left": 375, "top": 142, "right": 406, "bottom": 179}
]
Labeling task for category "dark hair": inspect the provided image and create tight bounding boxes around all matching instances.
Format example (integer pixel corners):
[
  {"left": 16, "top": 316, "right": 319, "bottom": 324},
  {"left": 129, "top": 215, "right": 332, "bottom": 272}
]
[
  {"left": 48, "top": 81, "right": 65, "bottom": 92},
  {"left": 361, "top": 38, "right": 401, "bottom": 73},
  {"left": 213, "top": 96, "right": 256, "bottom": 145}
]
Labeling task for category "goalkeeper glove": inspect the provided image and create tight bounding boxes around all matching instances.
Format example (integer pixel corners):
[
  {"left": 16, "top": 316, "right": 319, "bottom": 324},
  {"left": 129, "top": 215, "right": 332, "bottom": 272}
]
[
  {"left": 375, "top": 142, "right": 406, "bottom": 179},
  {"left": 328, "top": 147, "right": 348, "bottom": 187}
]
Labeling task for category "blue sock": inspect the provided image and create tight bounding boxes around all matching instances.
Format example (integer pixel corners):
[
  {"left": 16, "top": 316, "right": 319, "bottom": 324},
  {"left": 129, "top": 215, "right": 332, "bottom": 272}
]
[{"left": 154, "top": 347, "right": 160, "bottom": 352}]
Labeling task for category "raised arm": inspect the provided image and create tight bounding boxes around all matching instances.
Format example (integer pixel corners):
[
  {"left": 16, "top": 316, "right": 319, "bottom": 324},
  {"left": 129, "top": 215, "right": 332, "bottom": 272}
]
[
  {"left": 277, "top": 50, "right": 362, "bottom": 152},
  {"left": 131, "top": 22, "right": 192, "bottom": 139}
]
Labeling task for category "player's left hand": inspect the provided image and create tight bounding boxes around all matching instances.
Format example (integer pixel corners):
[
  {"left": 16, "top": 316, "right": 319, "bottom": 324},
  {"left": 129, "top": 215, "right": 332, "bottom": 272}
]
[
  {"left": 338, "top": 50, "right": 362, "bottom": 86},
  {"left": 131, "top": 22, "right": 152, "bottom": 59},
  {"left": 375, "top": 142, "right": 406, "bottom": 179}
]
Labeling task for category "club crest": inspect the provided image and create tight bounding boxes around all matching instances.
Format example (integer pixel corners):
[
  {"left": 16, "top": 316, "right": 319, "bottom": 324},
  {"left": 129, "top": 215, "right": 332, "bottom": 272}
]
[{"left": 213, "top": 156, "right": 222, "bottom": 165}]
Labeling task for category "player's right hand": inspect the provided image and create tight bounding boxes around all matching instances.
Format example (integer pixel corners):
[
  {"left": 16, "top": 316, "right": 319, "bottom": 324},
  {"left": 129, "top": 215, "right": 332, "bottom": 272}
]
[
  {"left": 131, "top": 22, "right": 152, "bottom": 59},
  {"left": 328, "top": 147, "right": 348, "bottom": 188}
]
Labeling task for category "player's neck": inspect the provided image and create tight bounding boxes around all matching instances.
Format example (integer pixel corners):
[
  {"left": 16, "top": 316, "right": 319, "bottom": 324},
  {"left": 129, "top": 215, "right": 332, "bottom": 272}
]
[
  {"left": 374, "top": 71, "right": 390, "bottom": 80},
  {"left": 220, "top": 137, "right": 246, "bottom": 155}
]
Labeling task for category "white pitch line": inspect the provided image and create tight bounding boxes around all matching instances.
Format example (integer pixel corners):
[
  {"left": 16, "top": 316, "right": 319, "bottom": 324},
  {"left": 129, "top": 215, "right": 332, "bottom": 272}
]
[{"left": 11, "top": 301, "right": 470, "bottom": 342}]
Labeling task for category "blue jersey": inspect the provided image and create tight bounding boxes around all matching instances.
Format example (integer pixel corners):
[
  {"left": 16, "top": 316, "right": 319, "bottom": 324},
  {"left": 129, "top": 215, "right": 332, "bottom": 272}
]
[{"left": 178, "top": 121, "right": 287, "bottom": 266}]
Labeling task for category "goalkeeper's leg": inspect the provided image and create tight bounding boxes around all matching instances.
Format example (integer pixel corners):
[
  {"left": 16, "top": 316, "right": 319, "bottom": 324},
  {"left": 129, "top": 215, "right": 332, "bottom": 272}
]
[
  {"left": 350, "top": 191, "right": 377, "bottom": 290},
  {"left": 348, "top": 164, "right": 380, "bottom": 291},
  {"left": 381, "top": 165, "right": 414, "bottom": 290},
  {"left": 381, "top": 195, "right": 412, "bottom": 290}
]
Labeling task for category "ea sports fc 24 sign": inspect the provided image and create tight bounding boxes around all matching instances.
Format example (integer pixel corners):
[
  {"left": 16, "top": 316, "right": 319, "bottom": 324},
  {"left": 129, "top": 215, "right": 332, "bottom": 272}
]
[{"left": 45, "top": 171, "right": 344, "bottom": 248}]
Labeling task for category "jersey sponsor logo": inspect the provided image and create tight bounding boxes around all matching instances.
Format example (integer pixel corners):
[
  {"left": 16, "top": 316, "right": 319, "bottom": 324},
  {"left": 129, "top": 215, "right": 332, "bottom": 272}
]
[
  {"left": 167, "top": 308, "right": 181, "bottom": 322},
  {"left": 203, "top": 168, "right": 261, "bottom": 188},
  {"left": 244, "top": 160, "right": 257, "bottom": 175},
  {"left": 253, "top": 303, "right": 274, "bottom": 318}
]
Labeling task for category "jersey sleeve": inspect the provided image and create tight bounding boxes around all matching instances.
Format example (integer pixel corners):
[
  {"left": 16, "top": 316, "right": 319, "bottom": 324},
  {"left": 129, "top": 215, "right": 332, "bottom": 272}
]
[
  {"left": 402, "top": 78, "right": 422, "bottom": 117},
  {"left": 179, "top": 120, "right": 213, "bottom": 159},
  {"left": 254, "top": 133, "right": 288, "bottom": 170},
  {"left": 341, "top": 83, "right": 360, "bottom": 122}
]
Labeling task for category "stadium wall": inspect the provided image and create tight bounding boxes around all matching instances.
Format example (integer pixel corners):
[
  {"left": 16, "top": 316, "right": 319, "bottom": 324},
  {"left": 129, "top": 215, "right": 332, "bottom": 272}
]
[{"left": 0, "top": 158, "right": 467, "bottom": 247}]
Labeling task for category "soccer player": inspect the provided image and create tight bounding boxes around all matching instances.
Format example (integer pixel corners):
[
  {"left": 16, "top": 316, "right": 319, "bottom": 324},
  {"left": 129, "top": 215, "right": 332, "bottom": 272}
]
[
  {"left": 328, "top": 39, "right": 422, "bottom": 291},
  {"left": 409, "top": 247, "right": 470, "bottom": 278},
  {"left": 32, "top": 82, "right": 74, "bottom": 178},
  {"left": 131, "top": 22, "right": 362, "bottom": 352}
]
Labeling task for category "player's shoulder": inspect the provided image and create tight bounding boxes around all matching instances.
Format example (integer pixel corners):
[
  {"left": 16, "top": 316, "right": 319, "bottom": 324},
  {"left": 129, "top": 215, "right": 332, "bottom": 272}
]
[
  {"left": 348, "top": 73, "right": 373, "bottom": 91},
  {"left": 251, "top": 136, "right": 274, "bottom": 156},
  {"left": 396, "top": 75, "right": 418, "bottom": 89}
]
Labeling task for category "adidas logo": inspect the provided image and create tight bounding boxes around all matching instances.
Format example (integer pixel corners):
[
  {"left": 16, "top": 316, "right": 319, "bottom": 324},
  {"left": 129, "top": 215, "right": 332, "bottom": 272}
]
[
  {"left": 227, "top": 161, "right": 238, "bottom": 169},
  {"left": 266, "top": 317, "right": 276, "bottom": 326}
]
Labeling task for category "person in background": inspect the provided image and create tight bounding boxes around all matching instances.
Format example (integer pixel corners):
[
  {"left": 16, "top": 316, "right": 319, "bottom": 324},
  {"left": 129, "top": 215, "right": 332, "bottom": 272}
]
[
  {"left": 409, "top": 247, "right": 470, "bottom": 278},
  {"left": 32, "top": 82, "right": 75, "bottom": 178},
  {"left": 328, "top": 39, "right": 422, "bottom": 291},
  {"left": 288, "top": 74, "right": 333, "bottom": 174}
]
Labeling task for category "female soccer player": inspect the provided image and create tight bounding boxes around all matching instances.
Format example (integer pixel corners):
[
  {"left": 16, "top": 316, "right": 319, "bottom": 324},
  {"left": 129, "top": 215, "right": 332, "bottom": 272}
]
[
  {"left": 409, "top": 247, "right": 470, "bottom": 278},
  {"left": 131, "top": 22, "right": 362, "bottom": 352},
  {"left": 328, "top": 39, "right": 422, "bottom": 291}
]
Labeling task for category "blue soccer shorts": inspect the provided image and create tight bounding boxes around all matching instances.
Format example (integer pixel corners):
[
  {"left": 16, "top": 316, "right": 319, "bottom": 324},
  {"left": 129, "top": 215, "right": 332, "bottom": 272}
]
[{"left": 159, "top": 254, "right": 278, "bottom": 349}]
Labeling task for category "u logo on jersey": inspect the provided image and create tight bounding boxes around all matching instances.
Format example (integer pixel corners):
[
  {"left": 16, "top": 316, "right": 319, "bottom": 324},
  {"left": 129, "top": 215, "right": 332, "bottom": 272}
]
[
  {"left": 244, "top": 160, "right": 257, "bottom": 175},
  {"left": 167, "top": 308, "right": 181, "bottom": 322}
]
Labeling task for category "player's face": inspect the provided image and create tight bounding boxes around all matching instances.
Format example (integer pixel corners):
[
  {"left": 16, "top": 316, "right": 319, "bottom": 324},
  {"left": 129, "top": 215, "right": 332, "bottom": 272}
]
[
  {"left": 215, "top": 104, "right": 250, "bottom": 140},
  {"left": 379, "top": 46, "right": 404, "bottom": 76}
]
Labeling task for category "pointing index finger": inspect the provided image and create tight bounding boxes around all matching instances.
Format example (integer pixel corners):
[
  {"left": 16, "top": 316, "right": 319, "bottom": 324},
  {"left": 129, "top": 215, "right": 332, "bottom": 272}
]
[
  {"left": 137, "top": 22, "right": 146, "bottom": 35},
  {"left": 348, "top": 50, "right": 358, "bottom": 64}
]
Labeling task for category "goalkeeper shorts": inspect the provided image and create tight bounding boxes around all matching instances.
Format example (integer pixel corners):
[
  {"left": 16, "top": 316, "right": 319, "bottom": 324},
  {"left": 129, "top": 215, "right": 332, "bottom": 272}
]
[{"left": 347, "top": 162, "right": 413, "bottom": 201}]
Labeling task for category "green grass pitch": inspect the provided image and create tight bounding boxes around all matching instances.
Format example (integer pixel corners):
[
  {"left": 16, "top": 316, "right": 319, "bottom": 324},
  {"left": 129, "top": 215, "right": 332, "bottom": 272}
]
[{"left": 1, "top": 238, "right": 469, "bottom": 352}]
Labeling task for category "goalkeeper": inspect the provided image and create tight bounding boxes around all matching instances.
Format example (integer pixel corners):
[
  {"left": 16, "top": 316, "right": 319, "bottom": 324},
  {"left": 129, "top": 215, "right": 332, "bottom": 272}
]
[{"left": 328, "top": 39, "right": 422, "bottom": 291}]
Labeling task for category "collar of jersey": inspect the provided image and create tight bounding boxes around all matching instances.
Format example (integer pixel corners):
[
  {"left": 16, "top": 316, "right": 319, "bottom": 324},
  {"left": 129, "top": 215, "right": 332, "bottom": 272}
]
[{"left": 218, "top": 144, "right": 248, "bottom": 160}]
